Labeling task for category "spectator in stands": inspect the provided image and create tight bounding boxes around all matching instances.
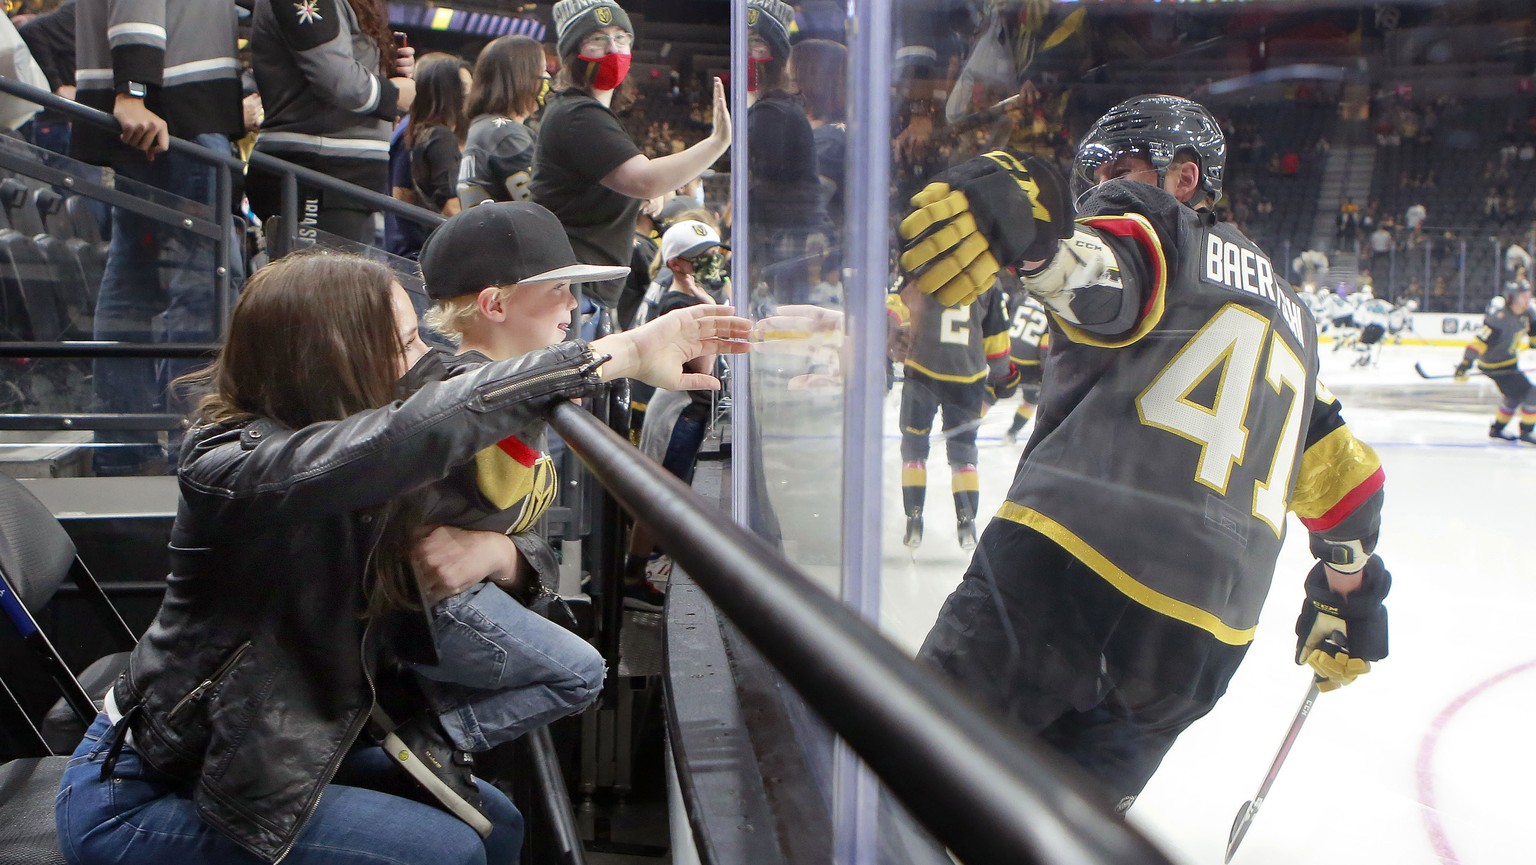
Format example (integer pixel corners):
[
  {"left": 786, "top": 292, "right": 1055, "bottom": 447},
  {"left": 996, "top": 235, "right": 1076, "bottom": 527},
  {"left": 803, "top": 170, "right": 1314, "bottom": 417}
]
[
  {"left": 746, "top": 0, "right": 829, "bottom": 307},
  {"left": 248, "top": 0, "right": 417, "bottom": 246},
  {"left": 73, "top": 0, "right": 245, "bottom": 476},
  {"left": 457, "top": 35, "right": 547, "bottom": 209},
  {"left": 1520, "top": 141, "right": 1535, "bottom": 162},
  {"left": 533, "top": 0, "right": 730, "bottom": 324},
  {"left": 1337, "top": 199, "right": 1360, "bottom": 248},
  {"left": 406, "top": 57, "right": 471, "bottom": 218},
  {"left": 55, "top": 249, "right": 749, "bottom": 865},
  {"left": 1405, "top": 201, "right": 1426, "bottom": 232},
  {"left": 1369, "top": 221, "right": 1394, "bottom": 279},
  {"left": 1486, "top": 189, "right": 1504, "bottom": 221},
  {"left": 385, "top": 51, "right": 455, "bottom": 260},
  {"left": 1280, "top": 150, "right": 1299, "bottom": 176},
  {"left": 792, "top": 38, "right": 847, "bottom": 230},
  {"left": 0, "top": 11, "right": 45, "bottom": 132},
  {"left": 15, "top": 0, "right": 74, "bottom": 155}
]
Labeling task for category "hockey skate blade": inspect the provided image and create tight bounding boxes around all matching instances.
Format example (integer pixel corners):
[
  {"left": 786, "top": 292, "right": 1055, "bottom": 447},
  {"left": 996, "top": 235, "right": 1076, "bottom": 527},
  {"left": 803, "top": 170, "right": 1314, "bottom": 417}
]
[{"left": 1225, "top": 799, "right": 1256, "bottom": 863}]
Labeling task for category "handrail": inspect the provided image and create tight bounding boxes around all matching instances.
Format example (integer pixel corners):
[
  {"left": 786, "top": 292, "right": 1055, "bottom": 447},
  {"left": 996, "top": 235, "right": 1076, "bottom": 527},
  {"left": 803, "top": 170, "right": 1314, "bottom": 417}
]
[
  {"left": 0, "top": 75, "right": 444, "bottom": 229},
  {"left": 548, "top": 401, "right": 1174, "bottom": 865}
]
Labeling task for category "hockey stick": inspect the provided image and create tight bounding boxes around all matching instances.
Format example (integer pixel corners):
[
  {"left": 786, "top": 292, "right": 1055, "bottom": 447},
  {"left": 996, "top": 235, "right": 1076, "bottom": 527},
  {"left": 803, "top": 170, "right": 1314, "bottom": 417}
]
[
  {"left": 1415, "top": 361, "right": 1536, "bottom": 380},
  {"left": 1224, "top": 632, "right": 1344, "bottom": 863}
]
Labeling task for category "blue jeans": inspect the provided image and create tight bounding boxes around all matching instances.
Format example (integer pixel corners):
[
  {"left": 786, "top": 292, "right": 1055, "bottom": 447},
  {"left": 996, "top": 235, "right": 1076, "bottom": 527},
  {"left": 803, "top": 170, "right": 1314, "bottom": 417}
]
[
  {"left": 92, "top": 134, "right": 238, "bottom": 474},
  {"left": 411, "top": 582, "right": 605, "bottom": 752},
  {"left": 57, "top": 714, "right": 522, "bottom": 865}
]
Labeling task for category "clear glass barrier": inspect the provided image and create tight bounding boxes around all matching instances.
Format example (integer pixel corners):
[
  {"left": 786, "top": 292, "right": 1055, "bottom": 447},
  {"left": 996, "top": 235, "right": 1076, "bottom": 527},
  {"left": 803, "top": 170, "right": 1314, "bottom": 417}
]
[{"left": 737, "top": 1, "right": 1534, "bottom": 863}]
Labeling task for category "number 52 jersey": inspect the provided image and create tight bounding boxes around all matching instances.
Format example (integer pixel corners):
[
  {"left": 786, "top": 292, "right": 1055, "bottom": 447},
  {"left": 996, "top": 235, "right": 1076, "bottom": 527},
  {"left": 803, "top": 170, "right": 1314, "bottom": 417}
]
[{"left": 1007, "top": 180, "right": 1384, "bottom": 649}]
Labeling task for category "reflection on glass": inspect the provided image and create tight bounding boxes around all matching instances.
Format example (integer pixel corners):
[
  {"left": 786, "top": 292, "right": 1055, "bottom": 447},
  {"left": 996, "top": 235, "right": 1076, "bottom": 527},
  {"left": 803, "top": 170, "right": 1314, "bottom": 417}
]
[
  {"left": 858, "top": 1, "right": 1536, "bottom": 863},
  {"left": 740, "top": 0, "right": 844, "bottom": 591}
]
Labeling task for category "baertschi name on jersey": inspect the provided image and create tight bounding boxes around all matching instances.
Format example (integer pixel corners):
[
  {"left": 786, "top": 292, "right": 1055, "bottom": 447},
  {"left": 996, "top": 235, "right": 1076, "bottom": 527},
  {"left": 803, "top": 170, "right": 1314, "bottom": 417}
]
[{"left": 1202, "top": 234, "right": 1305, "bottom": 343}]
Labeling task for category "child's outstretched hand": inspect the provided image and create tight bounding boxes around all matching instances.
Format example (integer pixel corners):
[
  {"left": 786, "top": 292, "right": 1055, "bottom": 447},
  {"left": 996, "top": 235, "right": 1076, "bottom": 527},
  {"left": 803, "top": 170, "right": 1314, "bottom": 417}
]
[{"left": 593, "top": 304, "right": 751, "bottom": 391}]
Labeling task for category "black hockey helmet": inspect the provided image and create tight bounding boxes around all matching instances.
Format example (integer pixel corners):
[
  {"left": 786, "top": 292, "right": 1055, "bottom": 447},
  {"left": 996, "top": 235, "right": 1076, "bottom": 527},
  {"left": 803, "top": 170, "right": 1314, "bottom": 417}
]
[{"left": 1072, "top": 94, "right": 1226, "bottom": 208}]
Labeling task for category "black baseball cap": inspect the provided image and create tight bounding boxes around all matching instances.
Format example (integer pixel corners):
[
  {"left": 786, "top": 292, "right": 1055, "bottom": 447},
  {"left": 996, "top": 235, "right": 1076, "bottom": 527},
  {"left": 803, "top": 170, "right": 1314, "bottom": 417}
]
[{"left": 418, "top": 202, "right": 630, "bottom": 300}]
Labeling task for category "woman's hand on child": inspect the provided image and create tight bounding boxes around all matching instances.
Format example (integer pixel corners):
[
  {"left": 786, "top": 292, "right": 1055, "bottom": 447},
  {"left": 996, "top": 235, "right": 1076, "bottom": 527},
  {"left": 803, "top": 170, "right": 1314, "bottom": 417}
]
[
  {"left": 592, "top": 304, "right": 751, "bottom": 391},
  {"left": 412, "top": 526, "right": 521, "bottom": 606}
]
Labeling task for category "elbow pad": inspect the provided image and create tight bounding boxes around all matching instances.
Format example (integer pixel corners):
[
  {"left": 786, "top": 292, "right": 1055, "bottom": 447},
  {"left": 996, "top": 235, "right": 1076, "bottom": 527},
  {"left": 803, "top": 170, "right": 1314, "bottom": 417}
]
[{"left": 1018, "top": 227, "right": 1125, "bottom": 327}]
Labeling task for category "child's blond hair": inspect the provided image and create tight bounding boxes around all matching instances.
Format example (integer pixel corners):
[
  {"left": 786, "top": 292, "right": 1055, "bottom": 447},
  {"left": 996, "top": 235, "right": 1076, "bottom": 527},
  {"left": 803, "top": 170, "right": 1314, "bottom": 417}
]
[{"left": 423, "top": 287, "right": 510, "bottom": 345}]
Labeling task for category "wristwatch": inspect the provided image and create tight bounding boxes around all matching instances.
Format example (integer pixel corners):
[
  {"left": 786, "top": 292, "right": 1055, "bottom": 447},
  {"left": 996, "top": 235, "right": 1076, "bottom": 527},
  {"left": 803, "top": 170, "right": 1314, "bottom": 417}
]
[{"left": 115, "top": 81, "right": 148, "bottom": 99}]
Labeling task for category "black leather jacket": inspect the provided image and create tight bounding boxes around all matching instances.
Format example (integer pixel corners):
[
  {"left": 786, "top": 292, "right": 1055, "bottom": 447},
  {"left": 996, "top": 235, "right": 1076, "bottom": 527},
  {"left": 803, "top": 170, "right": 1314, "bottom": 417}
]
[{"left": 109, "top": 341, "right": 605, "bottom": 862}]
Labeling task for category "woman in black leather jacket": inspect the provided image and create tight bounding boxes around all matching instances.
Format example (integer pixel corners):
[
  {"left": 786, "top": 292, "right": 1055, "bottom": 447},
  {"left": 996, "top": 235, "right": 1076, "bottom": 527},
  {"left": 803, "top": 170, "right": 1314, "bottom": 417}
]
[{"left": 54, "top": 251, "right": 748, "bottom": 865}]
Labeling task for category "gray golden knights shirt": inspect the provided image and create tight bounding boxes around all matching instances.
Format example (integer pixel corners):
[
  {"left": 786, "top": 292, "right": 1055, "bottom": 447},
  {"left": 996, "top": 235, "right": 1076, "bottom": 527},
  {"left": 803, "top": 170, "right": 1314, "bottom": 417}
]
[
  {"left": 903, "top": 283, "right": 1012, "bottom": 383},
  {"left": 1008, "top": 180, "right": 1383, "bottom": 649}
]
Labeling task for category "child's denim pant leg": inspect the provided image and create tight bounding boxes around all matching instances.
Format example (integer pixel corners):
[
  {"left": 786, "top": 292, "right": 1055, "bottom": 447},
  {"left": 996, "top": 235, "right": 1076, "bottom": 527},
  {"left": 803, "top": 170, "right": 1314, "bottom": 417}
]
[{"left": 412, "top": 582, "right": 606, "bottom": 751}]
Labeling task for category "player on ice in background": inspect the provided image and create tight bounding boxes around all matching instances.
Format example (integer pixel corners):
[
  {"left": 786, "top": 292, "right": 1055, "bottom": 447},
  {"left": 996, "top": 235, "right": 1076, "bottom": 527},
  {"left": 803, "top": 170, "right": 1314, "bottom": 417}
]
[
  {"left": 894, "top": 281, "right": 1019, "bottom": 550},
  {"left": 898, "top": 94, "right": 1390, "bottom": 810},
  {"left": 1001, "top": 276, "right": 1050, "bottom": 445},
  {"left": 1454, "top": 282, "right": 1536, "bottom": 444}
]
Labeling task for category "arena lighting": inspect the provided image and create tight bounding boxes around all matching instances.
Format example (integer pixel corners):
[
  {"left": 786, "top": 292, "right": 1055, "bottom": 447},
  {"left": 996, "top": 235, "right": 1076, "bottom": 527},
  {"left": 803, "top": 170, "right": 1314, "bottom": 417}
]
[
  {"left": 1204, "top": 63, "right": 1350, "bottom": 95},
  {"left": 386, "top": 2, "right": 547, "bottom": 39}
]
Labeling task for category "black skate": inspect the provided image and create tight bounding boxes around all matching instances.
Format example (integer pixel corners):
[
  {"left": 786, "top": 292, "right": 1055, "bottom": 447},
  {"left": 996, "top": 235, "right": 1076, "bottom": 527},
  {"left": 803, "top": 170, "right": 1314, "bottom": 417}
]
[
  {"left": 904, "top": 509, "right": 923, "bottom": 548},
  {"left": 1491, "top": 424, "right": 1518, "bottom": 442},
  {"left": 957, "top": 518, "right": 977, "bottom": 551},
  {"left": 1520, "top": 429, "right": 1536, "bottom": 446}
]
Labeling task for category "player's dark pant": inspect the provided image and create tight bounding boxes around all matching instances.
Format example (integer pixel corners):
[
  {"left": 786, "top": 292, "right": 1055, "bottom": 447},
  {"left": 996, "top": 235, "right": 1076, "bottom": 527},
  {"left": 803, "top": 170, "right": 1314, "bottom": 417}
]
[
  {"left": 1486, "top": 369, "right": 1536, "bottom": 433},
  {"left": 918, "top": 519, "right": 1243, "bottom": 809},
  {"left": 900, "top": 368, "right": 985, "bottom": 518}
]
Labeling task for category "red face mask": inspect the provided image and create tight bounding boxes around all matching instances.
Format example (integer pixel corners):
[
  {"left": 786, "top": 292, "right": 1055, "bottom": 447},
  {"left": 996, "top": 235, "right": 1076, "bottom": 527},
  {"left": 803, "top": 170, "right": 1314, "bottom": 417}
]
[
  {"left": 747, "top": 55, "right": 773, "bottom": 93},
  {"left": 581, "top": 51, "right": 631, "bottom": 91}
]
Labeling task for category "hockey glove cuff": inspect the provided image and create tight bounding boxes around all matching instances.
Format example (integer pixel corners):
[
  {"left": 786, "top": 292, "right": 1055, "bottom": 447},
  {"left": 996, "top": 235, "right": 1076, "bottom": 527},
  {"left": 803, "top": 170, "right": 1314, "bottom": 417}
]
[
  {"left": 987, "top": 363, "right": 1022, "bottom": 402},
  {"left": 899, "top": 152, "right": 1072, "bottom": 307},
  {"left": 1453, "top": 360, "right": 1472, "bottom": 382},
  {"left": 1295, "top": 555, "right": 1390, "bottom": 692}
]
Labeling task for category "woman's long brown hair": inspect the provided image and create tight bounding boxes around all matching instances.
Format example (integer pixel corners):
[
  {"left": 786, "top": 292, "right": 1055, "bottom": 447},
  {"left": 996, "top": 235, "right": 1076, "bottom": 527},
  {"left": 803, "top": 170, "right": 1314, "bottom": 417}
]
[
  {"left": 179, "top": 251, "right": 424, "bottom": 617},
  {"left": 468, "top": 35, "right": 547, "bottom": 120},
  {"left": 407, "top": 57, "right": 471, "bottom": 145},
  {"left": 346, "top": 0, "right": 396, "bottom": 76}
]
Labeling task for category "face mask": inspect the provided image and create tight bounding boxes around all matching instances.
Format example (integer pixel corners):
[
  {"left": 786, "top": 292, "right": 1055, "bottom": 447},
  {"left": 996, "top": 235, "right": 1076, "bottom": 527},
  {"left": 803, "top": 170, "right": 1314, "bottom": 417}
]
[
  {"left": 747, "top": 55, "right": 773, "bottom": 93},
  {"left": 692, "top": 251, "right": 728, "bottom": 301},
  {"left": 580, "top": 51, "right": 631, "bottom": 91},
  {"left": 537, "top": 78, "right": 551, "bottom": 106}
]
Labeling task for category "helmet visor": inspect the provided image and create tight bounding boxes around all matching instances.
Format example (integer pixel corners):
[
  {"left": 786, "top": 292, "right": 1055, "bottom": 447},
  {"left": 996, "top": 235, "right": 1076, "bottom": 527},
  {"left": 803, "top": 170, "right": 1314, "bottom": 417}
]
[{"left": 1071, "top": 140, "right": 1160, "bottom": 207}]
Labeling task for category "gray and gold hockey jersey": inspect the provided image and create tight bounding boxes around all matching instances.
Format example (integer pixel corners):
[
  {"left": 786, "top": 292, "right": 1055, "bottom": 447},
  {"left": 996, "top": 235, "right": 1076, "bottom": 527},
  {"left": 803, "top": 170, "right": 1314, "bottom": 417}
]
[
  {"left": 457, "top": 114, "right": 537, "bottom": 208},
  {"left": 1007, "top": 290, "right": 1051, "bottom": 369},
  {"left": 1008, "top": 180, "right": 1384, "bottom": 646},
  {"left": 1463, "top": 305, "right": 1535, "bottom": 371},
  {"left": 902, "top": 283, "right": 1012, "bottom": 384}
]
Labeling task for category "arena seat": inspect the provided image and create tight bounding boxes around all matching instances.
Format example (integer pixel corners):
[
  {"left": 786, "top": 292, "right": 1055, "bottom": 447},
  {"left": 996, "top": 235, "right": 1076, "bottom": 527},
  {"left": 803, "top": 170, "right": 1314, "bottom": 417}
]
[{"left": 0, "top": 473, "right": 138, "bottom": 755}]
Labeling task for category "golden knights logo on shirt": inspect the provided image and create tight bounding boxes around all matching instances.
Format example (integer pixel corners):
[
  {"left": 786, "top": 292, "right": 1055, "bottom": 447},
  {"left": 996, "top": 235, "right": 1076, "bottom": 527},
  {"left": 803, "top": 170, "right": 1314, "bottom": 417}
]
[{"left": 475, "top": 435, "right": 558, "bottom": 535}]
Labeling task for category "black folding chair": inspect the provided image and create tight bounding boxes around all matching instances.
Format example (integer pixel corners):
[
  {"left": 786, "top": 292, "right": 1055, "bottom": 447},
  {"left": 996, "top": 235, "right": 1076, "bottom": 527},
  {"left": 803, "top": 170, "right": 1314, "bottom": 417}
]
[{"left": 0, "top": 474, "right": 139, "bottom": 753}]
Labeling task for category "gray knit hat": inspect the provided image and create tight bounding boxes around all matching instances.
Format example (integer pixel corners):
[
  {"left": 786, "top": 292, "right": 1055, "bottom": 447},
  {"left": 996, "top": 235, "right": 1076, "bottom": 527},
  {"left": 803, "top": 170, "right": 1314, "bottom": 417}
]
[
  {"left": 553, "top": 0, "right": 634, "bottom": 59},
  {"left": 747, "top": 0, "right": 794, "bottom": 59}
]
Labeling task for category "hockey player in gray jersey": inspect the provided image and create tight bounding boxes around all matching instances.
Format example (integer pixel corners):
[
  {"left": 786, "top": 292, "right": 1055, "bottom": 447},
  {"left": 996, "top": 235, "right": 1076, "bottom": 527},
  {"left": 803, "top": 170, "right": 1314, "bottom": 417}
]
[
  {"left": 899, "top": 95, "right": 1391, "bottom": 810},
  {"left": 1455, "top": 282, "right": 1536, "bottom": 443},
  {"left": 894, "top": 281, "right": 1018, "bottom": 550},
  {"left": 1001, "top": 280, "right": 1050, "bottom": 445}
]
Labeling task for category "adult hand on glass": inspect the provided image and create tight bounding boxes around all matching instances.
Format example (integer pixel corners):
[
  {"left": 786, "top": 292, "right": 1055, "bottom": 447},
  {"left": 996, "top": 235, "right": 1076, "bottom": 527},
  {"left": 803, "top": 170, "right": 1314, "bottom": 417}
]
[
  {"left": 593, "top": 304, "right": 751, "bottom": 391},
  {"left": 412, "top": 525, "right": 520, "bottom": 606},
  {"left": 709, "top": 77, "right": 731, "bottom": 147}
]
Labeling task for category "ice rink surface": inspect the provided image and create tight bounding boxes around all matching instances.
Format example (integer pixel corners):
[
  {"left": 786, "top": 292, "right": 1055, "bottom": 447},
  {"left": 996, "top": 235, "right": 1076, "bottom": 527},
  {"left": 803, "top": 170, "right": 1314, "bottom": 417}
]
[{"left": 875, "top": 341, "right": 1536, "bottom": 865}]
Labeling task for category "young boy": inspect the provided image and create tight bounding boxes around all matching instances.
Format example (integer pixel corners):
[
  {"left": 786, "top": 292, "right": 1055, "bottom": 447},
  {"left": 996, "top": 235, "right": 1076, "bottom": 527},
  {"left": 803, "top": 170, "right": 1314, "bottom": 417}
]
[{"left": 400, "top": 202, "right": 632, "bottom": 753}]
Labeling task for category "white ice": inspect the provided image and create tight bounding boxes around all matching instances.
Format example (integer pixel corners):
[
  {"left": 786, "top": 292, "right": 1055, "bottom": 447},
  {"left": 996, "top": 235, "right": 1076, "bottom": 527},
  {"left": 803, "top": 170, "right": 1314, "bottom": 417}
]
[{"left": 874, "top": 341, "right": 1536, "bottom": 865}]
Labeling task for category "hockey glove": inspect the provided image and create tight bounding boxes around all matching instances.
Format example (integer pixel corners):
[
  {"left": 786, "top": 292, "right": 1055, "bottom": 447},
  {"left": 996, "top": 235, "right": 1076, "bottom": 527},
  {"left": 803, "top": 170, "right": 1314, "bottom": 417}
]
[
  {"left": 987, "top": 363, "right": 1022, "bottom": 402},
  {"left": 899, "top": 152, "right": 1073, "bottom": 307},
  {"left": 1453, "top": 360, "right": 1472, "bottom": 382},
  {"left": 1294, "top": 555, "right": 1390, "bottom": 692}
]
